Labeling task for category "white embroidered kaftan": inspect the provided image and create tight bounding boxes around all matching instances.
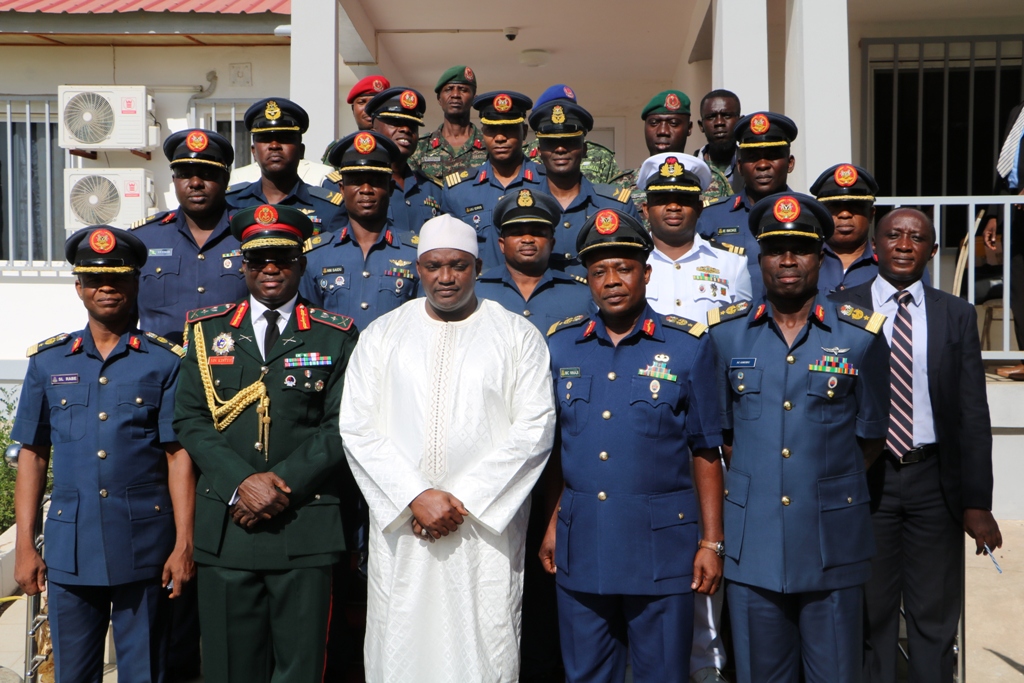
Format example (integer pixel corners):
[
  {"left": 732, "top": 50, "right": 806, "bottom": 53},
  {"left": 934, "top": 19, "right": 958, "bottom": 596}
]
[{"left": 339, "top": 298, "right": 556, "bottom": 683}]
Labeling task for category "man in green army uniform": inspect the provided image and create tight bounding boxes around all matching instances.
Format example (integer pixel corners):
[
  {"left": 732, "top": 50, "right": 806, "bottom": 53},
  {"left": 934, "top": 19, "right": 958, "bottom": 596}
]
[
  {"left": 611, "top": 89, "right": 693, "bottom": 213},
  {"left": 410, "top": 65, "right": 488, "bottom": 183},
  {"left": 173, "top": 204, "right": 358, "bottom": 682},
  {"left": 522, "top": 84, "right": 622, "bottom": 184},
  {"left": 696, "top": 89, "right": 743, "bottom": 205}
]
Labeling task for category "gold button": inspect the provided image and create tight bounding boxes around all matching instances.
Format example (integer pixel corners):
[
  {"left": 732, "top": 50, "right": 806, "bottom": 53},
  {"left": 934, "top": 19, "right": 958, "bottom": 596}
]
[
  {"left": 847, "top": 497, "right": 853, "bottom": 504},
  {"left": 155, "top": 267, "right": 162, "bottom": 274},
  {"left": 783, "top": 401, "right": 792, "bottom": 410},
  {"left": 135, "top": 397, "right": 143, "bottom": 405},
  {"left": 60, "top": 398, "right": 67, "bottom": 405},
  {"left": 523, "top": 310, "right": 532, "bottom": 317},
  {"left": 198, "top": 254, "right": 205, "bottom": 260},
  {"left": 599, "top": 451, "right": 609, "bottom": 461},
  {"left": 198, "top": 286, "right": 206, "bottom": 293},
  {"left": 566, "top": 381, "right": 573, "bottom": 389},
  {"left": 786, "top": 355, "right": 795, "bottom": 364},
  {"left": 557, "top": 505, "right": 561, "bottom": 512},
  {"left": 602, "top": 410, "right": 611, "bottom": 419},
  {"left": 607, "top": 372, "right": 616, "bottom": 381},
  {"left": 678, "top": 512, "right": 685, "bottom": 519},
  {"left": 315, "top": 494, "right": 321, "bottom": 500},
  {"left": 214, "top": 379, "right": 221, "bottom": 387},
  {"left": 99, "top": 376, "right": 108, "bottom": 385},
  {"left": 565, "top": 394, "right": 571, "bottom": 400},
  {"left": 362, "top": 271, "right": 370, "bottom": 278},
  {"left": 205, "top": 488, "right": 211, "bottom": 493},
  {"left": 724, "top": 489, "right": 729, "bottom": 497},
  {"left": 57, "top": 510, "right": 62, "bottom": 515},
  {"left": 737, "top": 385, "right": 745, "bottom": 392},
  {"left": 827, "top": 390, "right": 835, "bottom": 399},
  {"left": 98, "top": 412, "right": 108, "bottom": 421},
  {"left": 563, "top": 222, "right": 571, "bottom": 228},
  {"left": 361, "top": 302, "right": 369, "bottom": 309},
  {"left": 564, "top": 252, "right": 572, "bottom": 258},
  {"left": 261, "top": 366, "right": 269, "bottom": 374},
  {"left": 154, "top": 505, "right": 161, "bottom": 511},
  {"left": 100, "top": 489, "right": 108, "bottom": 498},
  {"left": 675, "top": 264, "right": 681, "bottom": 270},
  {"left": 782, "top": 496, "right": 791, "bottom": 506},
  {"left": 598, "top": 492, "right": 607, "bottom": 501},
  {"left": 97, "top": 450, "right": 107, "bottom": 459},
  {"left": 782, "top": 448, "right": 791, "bottom": 458},
  {"left": 675, "top": 299, "right": 682, "bottom": 306},
  {"left": 652, "top": 393, "right": 659, "bottom": 399}
]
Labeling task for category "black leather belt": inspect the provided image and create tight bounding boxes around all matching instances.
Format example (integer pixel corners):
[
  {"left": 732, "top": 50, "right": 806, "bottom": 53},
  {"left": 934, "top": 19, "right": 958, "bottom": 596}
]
[{"left": 888, "top": 443, "right": 938, "bottom": 464}]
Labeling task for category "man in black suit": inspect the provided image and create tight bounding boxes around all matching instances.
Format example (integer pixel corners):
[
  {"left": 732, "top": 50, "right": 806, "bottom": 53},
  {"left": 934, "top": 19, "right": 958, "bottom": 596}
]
[{"left": 835, "top": 208, "right": 1002, "bottom": 683}]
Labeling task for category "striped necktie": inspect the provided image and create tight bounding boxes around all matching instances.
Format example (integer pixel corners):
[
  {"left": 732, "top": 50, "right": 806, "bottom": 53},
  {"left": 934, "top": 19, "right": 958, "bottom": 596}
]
[
  {"left": 887, "top": 291, "right": 914, "bottom": 458},
  {"left": 997, "top": 108, "right": 1024, "bottom": 180}
]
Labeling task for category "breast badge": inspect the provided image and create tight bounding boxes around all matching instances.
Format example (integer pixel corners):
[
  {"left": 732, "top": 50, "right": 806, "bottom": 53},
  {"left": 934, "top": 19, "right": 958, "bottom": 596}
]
[
  {"left": 211, "top": 332, "right": 235, "bottom": 355},
  {"left": 639, "top": 353, "right": 677, "bottom": 382}
]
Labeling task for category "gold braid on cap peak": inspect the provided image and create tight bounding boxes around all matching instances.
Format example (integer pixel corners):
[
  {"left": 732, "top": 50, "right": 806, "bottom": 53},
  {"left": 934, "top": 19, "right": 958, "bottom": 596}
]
[
  {"left": 645, "top": 184, "right": 702, "bottom": 193},
  {"left": 170, "top": 158, "right": 230, "bottom": 171},
  {"left": 250, "top": 125, "right": 301, "bottom": 133},
  {"left": 241, "top": 237, "right": 302, "bottom": 250},
  {"left": 738, "top": 140, "right": 790, "bottom": 148},
  {"left": 480, "top": 116, "right": 526, "bottom": 125},
  {"left": 72, "top": 265, "right": 136, "bottom": 274},
  {"left": 756, "top": 230, "right": 822, "bottom": 241},
  {"left": 535, "top": 130, "right": 585, "bottom": 138},
  {"left": 377, "top": 112, "right": 425, "bottom": 124},
  {"left": 193, "top": 321, "right": 272, "bottom": 461},
  {"left": 818, "top": 195, "right": 876, "bottom": 203}
]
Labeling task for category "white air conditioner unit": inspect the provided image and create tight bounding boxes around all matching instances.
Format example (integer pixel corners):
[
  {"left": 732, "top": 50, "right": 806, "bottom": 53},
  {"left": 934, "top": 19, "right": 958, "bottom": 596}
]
[
  {"left": 58, "top": 85, "right": 159, "bottom": 151},
  {"left": 64, "top": 168, "right": 156, "bottom": 233}
]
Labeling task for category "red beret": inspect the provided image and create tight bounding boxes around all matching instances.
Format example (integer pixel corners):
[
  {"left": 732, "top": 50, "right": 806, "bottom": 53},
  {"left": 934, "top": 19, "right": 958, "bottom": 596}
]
[{"left": 347, "top": 76, "right": 390, "bottom": 104}]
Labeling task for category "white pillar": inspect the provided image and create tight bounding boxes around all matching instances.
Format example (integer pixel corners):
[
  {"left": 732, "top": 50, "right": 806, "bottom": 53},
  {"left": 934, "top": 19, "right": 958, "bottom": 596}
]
[
  {"left": 713, "top": 0, "right": 770, "bottom": 113},
  {"left": 784, "top": 0, "right": 852, "bottom": 191},
  {"left": 290, "top": 0, "right": 340, "bottom": 163}
]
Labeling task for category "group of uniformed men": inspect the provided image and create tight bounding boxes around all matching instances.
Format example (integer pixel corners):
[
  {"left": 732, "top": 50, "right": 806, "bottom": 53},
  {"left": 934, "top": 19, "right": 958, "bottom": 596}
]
[{"left": 11, "top": 62, "right": 1002, "bottom": 683}]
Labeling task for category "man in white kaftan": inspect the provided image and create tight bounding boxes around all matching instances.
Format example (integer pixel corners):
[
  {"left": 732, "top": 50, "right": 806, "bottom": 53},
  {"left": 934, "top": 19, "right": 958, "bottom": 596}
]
[{"left": 340, "top": 214, "right": 556, "bottom": 683}]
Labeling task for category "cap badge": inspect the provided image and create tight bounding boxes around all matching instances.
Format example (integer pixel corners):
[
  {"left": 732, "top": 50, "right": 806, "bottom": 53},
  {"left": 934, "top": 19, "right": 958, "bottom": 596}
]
[
  {"left": 354, "top": 132, "right": 377, "bottom": 154},
  {"left": 186, "top": 130, "right": 209, "bottom": 152},
  {"left": 551, "top": 105, "right": 566, "bottom": 124},
  {"left": 372, "top": 78, "right": 384, "bottom": 92},
  {"left": 494, "top": 93, "right": 513, "bottom": 113},
  {"left": 400, "top": 90, "right": 418, "bottom": 110},
  {"left": 834, "top": 164, "right": 858, "bottom": 187},
  {"left": 660, "top": 156, "right": 684, "bottom": 178},
  {"left": 773, "top": 196, "right": 802, "bottom": 223},
  {"left": 563, "top": 86, "right": 575, "bottom": 99},
  {"left": 665, "top": 93, "right": 681, "bottom": 111},
  {"left": 89, "top": 228, "right": 116, "bottom": 254},
  {"left": 265, "top": 100, "right": 282, "bottom": 121},
  {"left": 594, "top": 209, "right": 619, "bottom": 235},
  {"left": 750, "top": 113, "right": 771, "bottom": 135},
  {"left": 517, "top": 189, "right": 534, "bottom": 207},
  {"left": 464, "top": 66, "right": 474, "bottom": 81},
  {"left": 255, "top": 204, "right": 278, "bottom": 225}
]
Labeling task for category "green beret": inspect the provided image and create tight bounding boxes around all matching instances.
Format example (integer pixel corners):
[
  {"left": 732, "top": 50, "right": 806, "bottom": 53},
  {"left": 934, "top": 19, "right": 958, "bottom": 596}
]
[
  {"left": 641, "top": 90, "right": 691, "bottom": 119},
  {"left": 435, "top": 65, "right": 477, "bottom": 93}
]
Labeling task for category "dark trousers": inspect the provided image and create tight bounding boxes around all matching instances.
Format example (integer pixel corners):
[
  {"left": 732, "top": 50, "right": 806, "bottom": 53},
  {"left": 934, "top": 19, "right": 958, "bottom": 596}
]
[
  {"left": 163, "top": 579, "right": 202, "bottom": 681},
  {"left": 520, "top": 487, "right": 564, "bottom": 682},
  {"left": 49, "top": 579, "right": 168, "bottom": 683},
  {"left": 863, "top": 454, "right": 963, "bottom": 683},
  {"left": 197, "top": 564, "right": 332, "bottom": 683},
  {"left": 557, "top": 584, "right": 694, "bottom": 683},
  {"left": 727, "top": 581, "right": 862, "bottom": 683}
]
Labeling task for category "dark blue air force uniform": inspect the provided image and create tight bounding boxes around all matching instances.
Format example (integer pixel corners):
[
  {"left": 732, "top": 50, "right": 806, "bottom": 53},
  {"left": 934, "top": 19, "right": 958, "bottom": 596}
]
[
  {"left": 132, "top": 209, "right": 246, "bottom": 344},
  {"left": 323, "top": 165, "right": 442, "bottom": 246},
  {"left": 299, "top": 224, "right": 419, "bottom": 332},
  {"left": 12, "top": 328, "right": 184, "bottom": 682},
  {"left": 708, "top": 294, "right": 890, "bottom": 683},
  {"left": 227, "top": 179, "right": 346, "bottom": 234},
  {"left": 475, "top": 266, "right": 592, "bottom": 335},
  {"left": 441, "top": 161, "right": 546, "bottom": 270},
  {"left": 547, "top": 304, "right": 723, "bottom": 682}
]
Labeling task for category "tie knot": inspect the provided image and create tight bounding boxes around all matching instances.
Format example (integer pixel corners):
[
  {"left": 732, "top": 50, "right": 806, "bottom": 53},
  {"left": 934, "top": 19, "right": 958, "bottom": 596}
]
[
  {"left": 265, "top": 310, "right": 280, "bottom": 324},
  {"left": 896, "top": 291, "right": 913, "bottom": 307}
]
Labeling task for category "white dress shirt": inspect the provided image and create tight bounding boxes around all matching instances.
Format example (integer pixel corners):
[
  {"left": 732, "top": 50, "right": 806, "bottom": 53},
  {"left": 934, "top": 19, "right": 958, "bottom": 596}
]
[
  {"left": 646, "top": 232, "right": 753, "bottom": 321},
  {"left": 871, "top": 277, "right": 937, "bottom": 446},
  {"left": 250, "top": 294, "right": 296, "bottom": 360}
]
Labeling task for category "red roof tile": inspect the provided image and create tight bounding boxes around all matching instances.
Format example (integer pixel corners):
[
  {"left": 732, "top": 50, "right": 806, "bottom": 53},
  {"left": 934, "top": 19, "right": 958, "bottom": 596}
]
[{"left": 6, "top": 0, "right": 289, "bottom": 13}]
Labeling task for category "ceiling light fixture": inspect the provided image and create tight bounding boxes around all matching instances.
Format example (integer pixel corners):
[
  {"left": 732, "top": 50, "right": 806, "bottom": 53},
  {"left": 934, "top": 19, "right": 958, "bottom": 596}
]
[{"left": 518, "top": 49, "right": 550, "bottom": 67}]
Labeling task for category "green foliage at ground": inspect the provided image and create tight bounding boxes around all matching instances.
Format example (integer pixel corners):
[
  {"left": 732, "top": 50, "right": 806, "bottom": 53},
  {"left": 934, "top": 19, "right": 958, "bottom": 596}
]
[{"left": 0, "top": 387, "right": 19, "bottom": 532}]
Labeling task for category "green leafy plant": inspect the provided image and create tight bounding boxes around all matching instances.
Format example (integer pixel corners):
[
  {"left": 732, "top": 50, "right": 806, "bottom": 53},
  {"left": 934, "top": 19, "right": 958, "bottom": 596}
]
[{"left": 0, "top": 386, "right": 19, "bottom": 533}]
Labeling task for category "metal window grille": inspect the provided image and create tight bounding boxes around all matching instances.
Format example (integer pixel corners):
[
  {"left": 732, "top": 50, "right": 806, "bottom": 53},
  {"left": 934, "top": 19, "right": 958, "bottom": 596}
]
[
  {"left": 189, "top": 99, "right": 258, "bottom": 169},
  {"left": 0, "top": 96, "right": 68, "bottom": 267}
]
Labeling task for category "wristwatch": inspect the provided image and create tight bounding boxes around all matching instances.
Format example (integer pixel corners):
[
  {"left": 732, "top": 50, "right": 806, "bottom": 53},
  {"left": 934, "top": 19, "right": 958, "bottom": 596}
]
[{"left": 698, "top": 539, "right": 726, "bottom": 558}]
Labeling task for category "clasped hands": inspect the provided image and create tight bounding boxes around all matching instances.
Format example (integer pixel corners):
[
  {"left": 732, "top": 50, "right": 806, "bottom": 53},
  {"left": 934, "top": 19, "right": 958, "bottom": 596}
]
[
  {"left": 410, "top": 489, "right": 469, "bottom": 541},
  {"left": 231, "top": 472, "right": 292, "bottom": 529}
]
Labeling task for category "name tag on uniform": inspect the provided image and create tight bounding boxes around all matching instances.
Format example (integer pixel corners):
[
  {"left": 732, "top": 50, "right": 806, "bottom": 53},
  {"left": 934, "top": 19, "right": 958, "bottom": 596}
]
[
  {"left": 322, "top": 266, "right": 345, "bottom": 275},
  {"left": 148, "top": 248, "right": 173, "bottom": 256},
  {"left": 423, "top": 156, "right": 441, "bottom": 163},
  {"left": 464, "top": 205, "right": 484, "bottom": 214},
  {"left": 208, "top": 357, "right": 235, "bottom": 365},
  {"left": 717, "top": 227, "right": 739, "bottom": 235},
  {"left": 560, "top": 367, "right": 581, "bottom": 378},
  {"left": 50, "top": 373, "right": 79, "bottom": 384},
  {"left": 729, "top": 358, "right": 756, "bottom": 368}
]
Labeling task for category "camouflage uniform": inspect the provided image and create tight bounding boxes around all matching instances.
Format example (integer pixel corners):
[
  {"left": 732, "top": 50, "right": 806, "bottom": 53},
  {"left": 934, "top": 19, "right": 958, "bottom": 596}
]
[
  {"left": 410, "top": 124, "right": 488, "bottom": 185},
  {"left": 696, "top": 144, "right": 742, "bottom": 206},
  {"left": 523, "top": 139, "right": 621, "bottom": 184}
]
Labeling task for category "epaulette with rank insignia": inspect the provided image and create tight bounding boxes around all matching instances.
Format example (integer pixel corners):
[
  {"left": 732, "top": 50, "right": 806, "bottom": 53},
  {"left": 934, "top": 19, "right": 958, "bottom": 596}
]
[
  {"left": 836, "top": 303, "right": 886, "bottom": 334},
  {"left": 309, "top": 185, "right": 343, "bottom": 205},
  {"left": 571, "top": 274, "right": 588, "bottom": 285},
  {"left": 445, "top": 171, "right": 466, "bottom": 188},
  {"left": 309, "top": 308, "right": 355, "bottom": 332},
  {"left": 547, "top": 313, "right": 588, "bottom": 337},
  {"left": 326, "top": 170, "right": 342, "bottom": 184},
  {"left": 131, "top": 210, "right": 175, "bottom": 229},
  {"left": 427, "top": 175, "right": 444, "bottom": 188},
  {"left": 303, "top": 233, "right": 330, "bottom": 253},
  {"left": 144, "top": 331, "right": 186, "bottom": 358},
  {"left": 707, "top": 300, "right": 751, "bottom": 326},
  {"left": 662, "top": 314, "right": 708, "bottom": 338},
  {"left": 186, "top": 303, "right": 236, "bottom": 324},
  {"left": 707, "top": 237, "right": 745, "bottom": 256},
  {"left": 593, "top": 183, "right": 633, "bottom": 204},
  {"left": 26, "top": 333, "right": 72, "bottom": 357}
]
